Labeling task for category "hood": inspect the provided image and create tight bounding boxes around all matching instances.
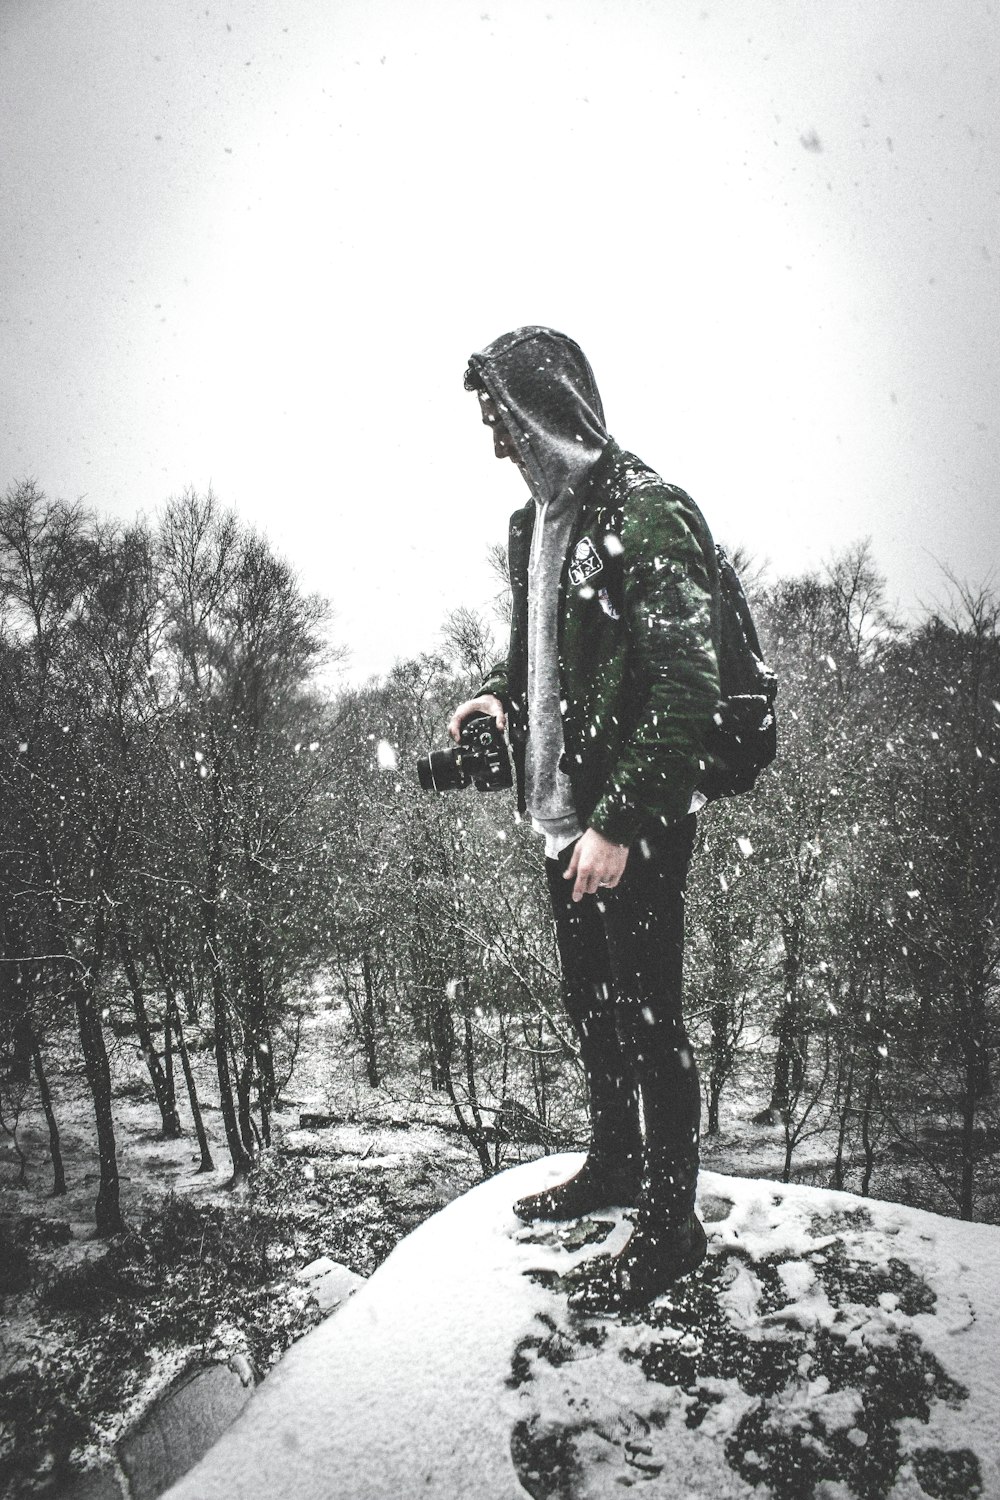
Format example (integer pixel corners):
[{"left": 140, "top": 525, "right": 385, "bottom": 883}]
[{"left": 466, "top": 327, "right": 609, "bottom": 513}]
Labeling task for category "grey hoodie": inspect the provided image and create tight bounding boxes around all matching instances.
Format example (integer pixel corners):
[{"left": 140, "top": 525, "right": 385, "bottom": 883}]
[{"left": 466, "top": 328, "right": 610, "bottom": 845}]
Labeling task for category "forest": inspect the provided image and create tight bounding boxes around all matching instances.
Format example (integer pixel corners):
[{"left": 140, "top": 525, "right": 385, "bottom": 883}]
[
  {"left": 0, "top": 477, "right": 998, "bottom": 1488},
  {"left": 2, "top": 476, "right": 999, "bottom": 1224}
]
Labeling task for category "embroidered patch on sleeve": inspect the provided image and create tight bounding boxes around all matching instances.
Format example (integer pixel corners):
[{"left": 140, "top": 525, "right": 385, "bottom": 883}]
[{"left": 568, "top": 536, "right": 604, "bottom": 587}]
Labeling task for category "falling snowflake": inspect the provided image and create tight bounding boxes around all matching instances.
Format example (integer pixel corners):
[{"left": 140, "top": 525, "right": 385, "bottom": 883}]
[{"left": 376, "top": 740, "right": 398, "bottom": 770}]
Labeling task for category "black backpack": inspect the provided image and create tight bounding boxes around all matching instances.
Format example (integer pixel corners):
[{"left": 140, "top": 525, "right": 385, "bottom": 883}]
[{"left": 701, "top": 546, "right": 778, "bottom": 800}]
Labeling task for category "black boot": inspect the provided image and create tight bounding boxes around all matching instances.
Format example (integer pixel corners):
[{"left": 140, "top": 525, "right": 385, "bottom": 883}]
[
  {"left": 514, "top": 1042, "right": 643, "bottom": 1220},
  {"left": 566, "top": 1208, "right": 707, "bottom": 1314},
  {"left": 565, "top": 1147, "right": 704, "bottom": 1311},
  {"left": 513, "top": 1151, "right": 641, "bottom": 1222}
]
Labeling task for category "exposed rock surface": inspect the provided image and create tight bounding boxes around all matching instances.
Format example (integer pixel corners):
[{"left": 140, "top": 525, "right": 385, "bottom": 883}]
[
  {"left": 157, "top": 1157, "right": 1000, "bottom": 1500},
  {"left": 117, "top": 1356, "right": 257, "bottom": 1500},
  {"left": 56, "top": 1256, "right": 366, "bottom": 1500},
  {"left": 60, "top": 1357, "right": 257, "bottom": 1500}
]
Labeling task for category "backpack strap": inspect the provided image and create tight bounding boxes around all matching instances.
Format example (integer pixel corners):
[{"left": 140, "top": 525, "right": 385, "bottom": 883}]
[{"left": 716, "top": 546, "right": 768, "bottom": 668}]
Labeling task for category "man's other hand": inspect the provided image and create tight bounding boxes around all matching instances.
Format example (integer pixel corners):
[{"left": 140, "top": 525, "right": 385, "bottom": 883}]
[
  {"left": 448, "top": 694, "right": 506, "bottom": 743},
  {"left": 564, "top": 828, "right": 630, "bottom": 902}
]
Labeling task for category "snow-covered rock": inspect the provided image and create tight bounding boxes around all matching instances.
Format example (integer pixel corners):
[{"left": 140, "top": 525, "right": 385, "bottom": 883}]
[
  {"left": 118, "top": 1355, "right": 257, "bottom": 1499},
  {"left": 162, "top": 1155, "right": 1000, "bottom": 1500},
  {"left": 295, "top": 1255, "right": 366, "bottom": 1314}
]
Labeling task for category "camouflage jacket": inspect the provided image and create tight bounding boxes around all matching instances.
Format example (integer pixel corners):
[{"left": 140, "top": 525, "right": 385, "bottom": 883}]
[{"left": 480, "top": 440, "right": 723, "bottom": 846}]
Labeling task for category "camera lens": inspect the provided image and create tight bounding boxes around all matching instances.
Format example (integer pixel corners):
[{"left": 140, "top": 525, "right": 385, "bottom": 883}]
[{"left": 416, "top": 747, "right": 467, "bottom": 793}]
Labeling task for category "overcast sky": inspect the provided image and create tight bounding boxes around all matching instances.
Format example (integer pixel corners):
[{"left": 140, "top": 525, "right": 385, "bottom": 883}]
[{"left": 2, "top": 0, "right": 997, "bottom": 684}]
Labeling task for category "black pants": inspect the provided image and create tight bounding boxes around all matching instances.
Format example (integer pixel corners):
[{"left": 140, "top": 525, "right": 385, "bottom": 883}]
[{"left": 545, "top": 814, "right": 700, "bottom": 1214}]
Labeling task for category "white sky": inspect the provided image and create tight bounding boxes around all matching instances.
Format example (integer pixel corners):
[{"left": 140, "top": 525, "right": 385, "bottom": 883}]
[{"left": 2, "top": 0, "right": 997, "bottom": 683}]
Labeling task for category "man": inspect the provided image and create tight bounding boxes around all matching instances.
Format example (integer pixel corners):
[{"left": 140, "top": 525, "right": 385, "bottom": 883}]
[{"left": 449, "top": 327, "right": 722, "bottom": 1313}]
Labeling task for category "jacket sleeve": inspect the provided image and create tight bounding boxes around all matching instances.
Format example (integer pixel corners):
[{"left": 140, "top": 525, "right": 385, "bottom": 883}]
[
  {"left": 587, "top": 485, "right": 722, "bottom": 845},
  {"left": 477, "top": 659, "right": 510, "bottom": 710}
]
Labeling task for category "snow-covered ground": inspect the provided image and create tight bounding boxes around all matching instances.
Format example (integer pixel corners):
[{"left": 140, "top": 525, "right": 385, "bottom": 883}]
[{"left": 163, "top": 1154, "right": 1000, "bottom": 1500}]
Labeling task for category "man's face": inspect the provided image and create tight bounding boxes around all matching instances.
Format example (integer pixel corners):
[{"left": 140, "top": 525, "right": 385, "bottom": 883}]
[{"left": 478, "top": 391, "right": 520, "bottom": 465}]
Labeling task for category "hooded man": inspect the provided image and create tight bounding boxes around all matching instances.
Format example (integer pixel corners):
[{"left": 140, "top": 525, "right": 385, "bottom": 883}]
[{"left": 449, "top": 326, "right": 722, "bottom": 1313}]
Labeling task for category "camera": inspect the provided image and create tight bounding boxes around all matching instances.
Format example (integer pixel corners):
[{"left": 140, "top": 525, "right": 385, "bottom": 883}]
[{"left": 417, "top": 712, "right": 513, "bottom": 794}]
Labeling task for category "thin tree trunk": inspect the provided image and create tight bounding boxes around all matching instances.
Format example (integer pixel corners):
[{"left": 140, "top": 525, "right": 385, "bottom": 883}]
[
  {"left": 832, "top": 1046, "right": 856, "bottom": 1192},
  {"left": 526, "top": 1016, "right": 549, "bottom": 1132},
  {"left": 211, "top": 967, "right": 253, "bottom": 1182},
  {"left": 248, "top": 927, "right": 276, "bottom": 1099},
  {"left": 860, "top": 1070, "right": 879, "bottom": 1198},
  {"left": 960, "top": 1049, "right": 977, "bottom": 1221},
  {"left": 204, "top": 745, "right": 252, "bottom": 1182},
  {"left": 72, "top": 978, "right": 125, "bottom": 1235},
  {"left": 257, "top": 1072, "right": 271, "bottom": 1148},
  {"left": 462, "top": 1012, "right": 494, "bottom": 1176},
  {"left": 968, "top": 985, "right": 993, "bottom": 1101},
  {"left": 148, "top": 934, "right": 216, "bottom": 1172},
  {"left": 493, "top": 1016, "right": 512, "bottom": 1171},
  {"left": 31, "top": 1036, "right": 66, "bottom": 1196},
  {"left": 762, "top": 913, "right": 809, "bottom": 1122},
  {"left": 429, "top": 984, "right": 455, "bottom": 1094},
  {"left": 707, "top": 998, "right": 732, "bottom": 1137},
  {"left": 435, "top": 994, "right": 493, "bottom": 1176},
  {"left": 163, "top": 1007, "right": 176, "bottom": 1113},
  {"left": 167, "top": 991, "right": 215, "bottom": 1173},
  {"left": 234, "top": 1038, "right": 258, "bottom": 1156},
  {"left": 119, "top": 926, "right": 181, "bottom": 1137},
  {"left": 360, "top": 955, "right": 381, "bottom": 1087}
]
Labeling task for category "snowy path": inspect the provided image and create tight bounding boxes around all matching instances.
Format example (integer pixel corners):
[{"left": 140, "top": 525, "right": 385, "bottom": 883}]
[{"left": 164, "top": 1156, "right": 1000, "bottom": 1500}]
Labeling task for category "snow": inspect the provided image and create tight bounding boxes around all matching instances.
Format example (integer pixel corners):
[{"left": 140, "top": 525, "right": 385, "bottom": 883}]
[
  {"left": 375, "top": 739, "right": 398, "bottom": 770},
  {"left": 295, "top": 1256, "right": 366, "bottom": 1315},
  {"left": 163, "top": 1158, "right": 1000, "bottom": 1500}
]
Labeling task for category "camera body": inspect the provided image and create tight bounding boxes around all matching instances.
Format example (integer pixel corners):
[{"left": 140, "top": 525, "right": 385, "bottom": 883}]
[{"left": 417, "top": 712, "right": 513, "bottom": 794}]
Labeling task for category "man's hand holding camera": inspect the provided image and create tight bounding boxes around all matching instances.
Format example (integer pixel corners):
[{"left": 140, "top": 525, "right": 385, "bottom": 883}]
[
  {"left": 448, "top": 695, "right": 506, "bottom": 742},
  {"left": 417, "top": 697, "right": 512, "bottom": 795},
  {"left": 443, "top": 694, "right": 628, "bottom": 902}
]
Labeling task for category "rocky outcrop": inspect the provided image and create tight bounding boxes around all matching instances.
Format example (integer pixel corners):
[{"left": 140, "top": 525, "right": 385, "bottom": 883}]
[
  {"left": 158, "top": 1158, "right": 1000, "bottom": 1500},
  {"left": 61, "top": 1253, "right": 364, "bottom": 1500},
  {"left": 61, "top": 1357, "right": 256, "bottom": 1500},
  {"left": 118, "top": 1356, "right": 257, "bottom": 1500}
]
